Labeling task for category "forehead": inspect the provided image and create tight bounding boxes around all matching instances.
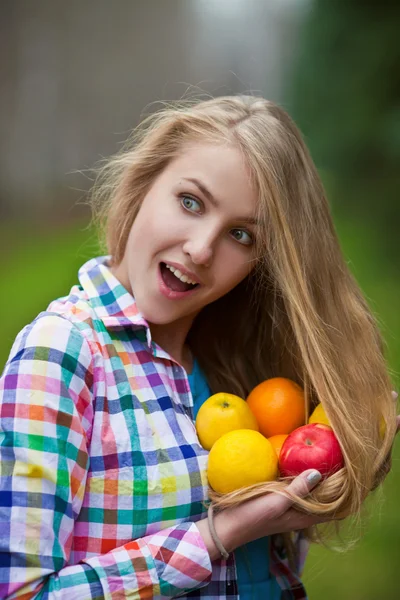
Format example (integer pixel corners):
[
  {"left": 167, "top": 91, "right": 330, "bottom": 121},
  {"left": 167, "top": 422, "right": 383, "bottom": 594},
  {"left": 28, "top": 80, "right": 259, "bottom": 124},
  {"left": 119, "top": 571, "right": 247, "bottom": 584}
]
[
  {"left": 164, "top": 141, "right": 258, "bottom": 208},
  {"left": 171, "top": 140, "right": 248, "bottom": 174}
]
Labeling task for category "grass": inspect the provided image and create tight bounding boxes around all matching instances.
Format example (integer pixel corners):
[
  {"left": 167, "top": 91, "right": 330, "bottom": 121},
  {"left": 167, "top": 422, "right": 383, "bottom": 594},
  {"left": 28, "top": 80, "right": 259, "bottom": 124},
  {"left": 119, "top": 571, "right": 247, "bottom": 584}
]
[{"left": 0, "top": 216, "right": 399, "bottom": 599}]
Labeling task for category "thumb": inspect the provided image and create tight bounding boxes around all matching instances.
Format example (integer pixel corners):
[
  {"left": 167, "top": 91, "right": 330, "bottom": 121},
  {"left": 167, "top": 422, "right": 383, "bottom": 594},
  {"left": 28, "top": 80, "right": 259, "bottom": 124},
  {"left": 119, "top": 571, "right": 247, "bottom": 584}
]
[
  {"left": 285, "top": 469, "right": 322, "bottom": 504},
  {"left": 267, "top": 469, "right": 322, "bottom": 517}
]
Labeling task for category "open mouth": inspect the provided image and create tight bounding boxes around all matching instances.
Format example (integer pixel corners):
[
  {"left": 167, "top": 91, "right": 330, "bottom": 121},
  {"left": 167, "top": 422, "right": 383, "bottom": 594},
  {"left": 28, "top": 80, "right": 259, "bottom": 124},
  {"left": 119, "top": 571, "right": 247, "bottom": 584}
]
[{"left": 160, "top": 262, "right": 200, "bottom": 293}]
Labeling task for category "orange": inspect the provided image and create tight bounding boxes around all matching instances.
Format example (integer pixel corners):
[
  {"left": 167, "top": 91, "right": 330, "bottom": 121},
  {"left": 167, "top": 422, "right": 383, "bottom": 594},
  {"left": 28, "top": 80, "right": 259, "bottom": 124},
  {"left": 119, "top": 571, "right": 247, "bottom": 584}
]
[
  {"left": 195, "top": 393, "right": 259, "bottom": 450},
  {"left": 268, "top": 434, "right": 289, "bottom": 459},
  {"left": 308, "top": 403, "right": 331, "bottom": 427},
  {"left": 207, "top": 429, "right": 278, "bottom": 494},
  {"left": 246, "top": 377, "right": 305, "bottom": 438}
]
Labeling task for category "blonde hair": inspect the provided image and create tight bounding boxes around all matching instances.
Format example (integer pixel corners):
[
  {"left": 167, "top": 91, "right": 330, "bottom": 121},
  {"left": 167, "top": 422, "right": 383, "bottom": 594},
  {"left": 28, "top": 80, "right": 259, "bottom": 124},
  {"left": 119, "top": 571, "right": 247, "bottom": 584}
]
[{"left": 90, "top": 95, "right": 396, "bottom": 561}]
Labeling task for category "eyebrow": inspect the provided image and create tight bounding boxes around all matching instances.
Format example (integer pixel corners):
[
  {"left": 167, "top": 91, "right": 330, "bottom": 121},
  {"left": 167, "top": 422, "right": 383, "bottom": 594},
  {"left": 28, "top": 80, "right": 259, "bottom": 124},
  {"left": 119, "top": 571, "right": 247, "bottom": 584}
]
[{"left": 183, "top": 177, "right": 260, "bottom": 226}]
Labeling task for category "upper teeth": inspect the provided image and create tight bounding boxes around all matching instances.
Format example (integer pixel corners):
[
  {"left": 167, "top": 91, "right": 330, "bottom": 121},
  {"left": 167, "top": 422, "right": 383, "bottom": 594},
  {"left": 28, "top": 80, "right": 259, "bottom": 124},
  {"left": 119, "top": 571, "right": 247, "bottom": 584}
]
[{"left": 165, "top": 264, "right": 197, "bottom": 285}]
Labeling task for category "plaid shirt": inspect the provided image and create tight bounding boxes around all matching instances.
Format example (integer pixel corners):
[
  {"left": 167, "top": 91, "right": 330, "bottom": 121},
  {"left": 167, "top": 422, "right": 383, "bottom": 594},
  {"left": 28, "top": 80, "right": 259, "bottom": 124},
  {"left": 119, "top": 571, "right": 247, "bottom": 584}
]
[{"left": 0, "top": 256, "right": 308, "bottom": 599}]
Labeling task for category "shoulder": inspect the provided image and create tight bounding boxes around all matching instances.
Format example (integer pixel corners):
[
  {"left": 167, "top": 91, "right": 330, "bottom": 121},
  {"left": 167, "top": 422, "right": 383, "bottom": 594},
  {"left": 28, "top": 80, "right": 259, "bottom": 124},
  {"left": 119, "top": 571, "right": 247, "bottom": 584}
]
[
  {"left": 2, "top": 312, "right": 97, "bottom": 451},
  {"left": 6, "top": 311, "right": 94, "bottom": 375},
  {"left": 47, "top": 281, "right": 102, "bottom": 335}
]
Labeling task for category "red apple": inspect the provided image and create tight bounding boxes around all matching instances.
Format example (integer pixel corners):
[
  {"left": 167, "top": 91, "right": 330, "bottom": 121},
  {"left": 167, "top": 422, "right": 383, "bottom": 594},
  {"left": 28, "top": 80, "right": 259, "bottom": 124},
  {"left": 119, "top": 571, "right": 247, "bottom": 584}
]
[{"left": 279, "top": 423, "right": 344, "bottom": 479}]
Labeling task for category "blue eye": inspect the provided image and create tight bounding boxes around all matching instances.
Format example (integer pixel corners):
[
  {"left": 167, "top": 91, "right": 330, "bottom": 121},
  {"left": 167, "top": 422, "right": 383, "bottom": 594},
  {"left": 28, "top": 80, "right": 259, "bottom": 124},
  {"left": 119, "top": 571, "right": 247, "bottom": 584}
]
[
  {"left": 231, "top": 229, "right": 253, "bottom": 246},
  {"left": 180, "top": 195, "right": 253, "bottom": 246},
  {"left": 181, "top": 195, "right": 202, "bottom": 213}
]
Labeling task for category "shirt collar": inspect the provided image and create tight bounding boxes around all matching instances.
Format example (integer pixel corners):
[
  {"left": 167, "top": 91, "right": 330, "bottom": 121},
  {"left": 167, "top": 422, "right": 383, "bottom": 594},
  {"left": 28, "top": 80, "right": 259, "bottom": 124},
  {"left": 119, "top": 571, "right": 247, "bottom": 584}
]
[{"left": 78, "top": 256, "right": 153, "bottom": 348}]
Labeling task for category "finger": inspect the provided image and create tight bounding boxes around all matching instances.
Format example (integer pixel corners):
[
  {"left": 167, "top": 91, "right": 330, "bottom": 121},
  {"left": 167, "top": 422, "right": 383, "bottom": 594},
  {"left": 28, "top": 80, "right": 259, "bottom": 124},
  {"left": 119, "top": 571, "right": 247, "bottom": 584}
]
[
  {"left": 392, "top": 390, "right": 398, "bottom": 401},
  {"left": 286, "top": 469, "right": 322, "bottom": 498},
  {"left": 270, "top": 469, "right": 322, "bottom": 516}
]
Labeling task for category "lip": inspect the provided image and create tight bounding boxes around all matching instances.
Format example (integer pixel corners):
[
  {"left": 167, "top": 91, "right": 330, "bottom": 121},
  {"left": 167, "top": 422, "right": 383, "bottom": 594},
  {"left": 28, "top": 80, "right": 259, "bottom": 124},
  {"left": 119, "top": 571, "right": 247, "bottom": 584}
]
[
  {"left": 162, "top": 260, "right": 203, "bottom": 285},
  {"left": 158, "top": 263, "right": 201, "bottom": 300}
]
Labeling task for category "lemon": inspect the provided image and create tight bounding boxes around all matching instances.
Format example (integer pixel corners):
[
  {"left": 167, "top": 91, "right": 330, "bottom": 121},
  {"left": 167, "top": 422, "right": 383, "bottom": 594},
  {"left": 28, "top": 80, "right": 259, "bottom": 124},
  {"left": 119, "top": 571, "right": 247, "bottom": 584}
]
[
  {"left": 207, "top": 429, "right": 278, "bottom": 494},
  {"left": 195, "top": 393, "right": 259, "bottom": 450},
  {"left": 309, "top": 403, "right": 387, "bottom": 440},
  {"left": 309, "top": 403, "right": 331, "bottom": 427}
]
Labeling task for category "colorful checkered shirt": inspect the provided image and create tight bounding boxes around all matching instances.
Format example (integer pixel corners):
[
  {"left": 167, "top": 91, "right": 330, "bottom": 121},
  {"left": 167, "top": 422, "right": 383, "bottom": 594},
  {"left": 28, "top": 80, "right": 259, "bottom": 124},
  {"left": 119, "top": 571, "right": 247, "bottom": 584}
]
[{"left": 0, "top": 256, "right": 308, "bottom": 599}]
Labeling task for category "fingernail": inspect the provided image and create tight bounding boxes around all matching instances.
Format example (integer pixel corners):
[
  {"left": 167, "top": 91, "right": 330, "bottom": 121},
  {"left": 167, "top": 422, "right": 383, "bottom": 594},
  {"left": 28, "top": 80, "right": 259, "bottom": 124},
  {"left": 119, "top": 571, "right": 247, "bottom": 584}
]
[
  {"left": 392, "top": 390, "right": 398, "bottom": 401},
  {"left": 307, "top": 470, "right": 322, "bottom": 485}
]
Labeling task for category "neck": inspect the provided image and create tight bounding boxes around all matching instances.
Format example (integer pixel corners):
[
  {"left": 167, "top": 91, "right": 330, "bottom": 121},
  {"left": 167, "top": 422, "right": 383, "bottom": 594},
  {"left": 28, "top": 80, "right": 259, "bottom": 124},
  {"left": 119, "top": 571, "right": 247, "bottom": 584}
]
[{"left": 148, "top": 322, "right": 193, "bottom": 372}]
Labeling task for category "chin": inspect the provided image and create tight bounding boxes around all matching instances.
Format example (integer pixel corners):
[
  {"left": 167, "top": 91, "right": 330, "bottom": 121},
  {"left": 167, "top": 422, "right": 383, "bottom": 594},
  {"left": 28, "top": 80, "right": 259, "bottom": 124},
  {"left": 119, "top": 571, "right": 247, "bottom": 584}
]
[
  {"left": 143, "top": 313, "right": 172, "bottom": 326},
  {"left": 137, "top": 302, "right": 180, "bottom": 325}
]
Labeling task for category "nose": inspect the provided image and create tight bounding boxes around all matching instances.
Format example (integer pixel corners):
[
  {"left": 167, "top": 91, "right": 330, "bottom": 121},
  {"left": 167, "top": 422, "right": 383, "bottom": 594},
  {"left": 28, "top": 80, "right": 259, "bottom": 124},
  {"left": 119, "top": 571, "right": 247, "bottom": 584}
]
[{"left": 182, "top": 234, "right": 215, "bottom": 267}]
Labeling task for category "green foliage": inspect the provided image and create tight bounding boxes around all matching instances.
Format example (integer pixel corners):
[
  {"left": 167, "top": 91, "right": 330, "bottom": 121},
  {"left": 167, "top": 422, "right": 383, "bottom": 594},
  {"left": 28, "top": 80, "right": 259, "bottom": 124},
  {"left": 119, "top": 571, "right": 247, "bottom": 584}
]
[{"left": 288, "top": 1, "right": 400, "bottom": 256}]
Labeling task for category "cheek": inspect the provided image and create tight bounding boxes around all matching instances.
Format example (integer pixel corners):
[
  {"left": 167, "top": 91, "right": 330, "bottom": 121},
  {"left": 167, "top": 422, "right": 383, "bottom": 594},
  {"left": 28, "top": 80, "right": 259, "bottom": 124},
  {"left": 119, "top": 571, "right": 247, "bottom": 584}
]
[
  {"left": 214, "top": 248, "right": 254, "bottom": 292},
  {"left": 128, "top": 211, "right": 162, "bottom": 252},
  {"left": 138, "top": 199, "right": 180, "bottom": 241}
]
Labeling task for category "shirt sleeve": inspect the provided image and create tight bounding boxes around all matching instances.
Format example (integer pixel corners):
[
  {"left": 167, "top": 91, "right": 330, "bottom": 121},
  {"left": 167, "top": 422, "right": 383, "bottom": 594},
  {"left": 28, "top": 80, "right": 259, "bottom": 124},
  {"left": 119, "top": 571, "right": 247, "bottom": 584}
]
[{"left": 0, "top": 314, "right": 212, "bottom": 599}]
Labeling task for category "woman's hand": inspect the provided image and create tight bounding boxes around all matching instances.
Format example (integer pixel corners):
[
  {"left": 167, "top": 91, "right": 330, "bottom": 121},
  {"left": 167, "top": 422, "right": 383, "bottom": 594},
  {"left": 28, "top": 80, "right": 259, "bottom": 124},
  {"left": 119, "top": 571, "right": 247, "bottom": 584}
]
[
  {"left": 197, "top": 469, "right": 324, "bottom": 560},
  {"left": 222, "top": 469, "right": 326, "bottom": 552}
]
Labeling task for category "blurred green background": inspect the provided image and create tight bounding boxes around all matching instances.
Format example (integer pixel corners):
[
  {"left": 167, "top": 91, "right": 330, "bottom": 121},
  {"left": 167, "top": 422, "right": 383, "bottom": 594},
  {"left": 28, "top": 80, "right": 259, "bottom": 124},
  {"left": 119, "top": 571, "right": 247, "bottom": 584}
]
[{"left": 1, "top": 1, "right": 399, "bottom": 598}]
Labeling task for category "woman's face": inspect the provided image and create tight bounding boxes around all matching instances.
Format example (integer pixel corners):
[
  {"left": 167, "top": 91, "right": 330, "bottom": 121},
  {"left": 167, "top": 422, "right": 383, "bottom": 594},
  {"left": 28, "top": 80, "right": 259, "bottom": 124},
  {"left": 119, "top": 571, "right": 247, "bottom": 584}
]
[{"left": 113, "top": 141, "right": 259, "bottom": 332}]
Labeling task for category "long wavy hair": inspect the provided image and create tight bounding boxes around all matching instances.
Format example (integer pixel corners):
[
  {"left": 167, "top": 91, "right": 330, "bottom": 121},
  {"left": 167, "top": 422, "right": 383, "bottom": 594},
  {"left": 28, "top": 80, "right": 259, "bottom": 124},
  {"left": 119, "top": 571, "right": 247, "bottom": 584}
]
[{"left": 90, "top": 95, "right": 396, "bottom": 564}]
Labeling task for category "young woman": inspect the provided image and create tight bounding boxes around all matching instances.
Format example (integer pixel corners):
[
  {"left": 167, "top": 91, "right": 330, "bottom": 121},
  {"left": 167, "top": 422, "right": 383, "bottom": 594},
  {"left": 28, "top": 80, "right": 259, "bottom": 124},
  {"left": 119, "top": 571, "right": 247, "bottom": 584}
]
[{"left": 0, "top": 96, "right": 398, "bottom": 599}]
